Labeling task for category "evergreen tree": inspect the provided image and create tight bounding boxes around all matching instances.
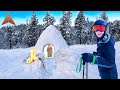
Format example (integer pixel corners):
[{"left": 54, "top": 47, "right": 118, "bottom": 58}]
[
  {"left": 112, "top": 20, "right": 120, "bottom": 41},
  {"left": 16, "top": 24, "right": 27, "bottom": 48},
  {"left": 0, "top": 28, "right": 6, "bottom": 49},
  {"left": 82, "top": 18, "right": 91, "bottom": 44},
  {"left": 12, "top": 32, "right": 18, "bottom": 48},
  {"left": 59, "top": 11, "right": 72, "bottom": 45},
  {"left": 74, "top": 11, "right": 85, "bottom": 44},
  {"left": 100, "top": 11, "right": 108, "bottom": 21},
  {"left": 5, "top": 26, "right": 13, "bottom": 49},
  {"left": 25, "top": 12, "right": 39, "bottom": 47},
  {"left": 43, "top": 11, "right": 56, "bottom": 29}
]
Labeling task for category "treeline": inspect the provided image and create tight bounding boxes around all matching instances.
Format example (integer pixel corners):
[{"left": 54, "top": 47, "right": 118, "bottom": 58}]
[{"left": 0, "top": 11, "right": 120, "bottom": 49}]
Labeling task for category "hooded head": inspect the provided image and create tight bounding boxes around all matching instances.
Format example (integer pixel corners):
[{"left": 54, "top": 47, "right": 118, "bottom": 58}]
[{"left": 92, "top": 19, "right": 110, "bottom": 43}]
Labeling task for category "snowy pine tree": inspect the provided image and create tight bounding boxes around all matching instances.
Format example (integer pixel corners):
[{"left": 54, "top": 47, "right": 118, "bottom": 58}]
[
  {"left": 74, "top": 11, "right": 85, "bottom": 44},
  {"left": 43, "top": 11, "right": 56, "bottom": 29},
  {"left": 25, "top": 12, "right": 39, "bottom": 47},
  {"left": 82, "top": 18, "right": 91, "bottom": 44},
  {"left": 112, "top": 20, "right": 120, "bottom": 41},
  {"left": 29, "top": 12, "right": 39, "bottom": 28},
  {"left": 100, "top": 11, "right": 108, "bottom": 21},
  {"left": 59, "top": 11, "right": 72, "bottom": 45},
  {"left": 5, "top": 26, "right": 13, "bottom": 49},
  {"left": 0, "top": 27, "right": 6, "bottom": 49},
  {"left": 12, "top": 32, "right": 18, "bottom": 48},
  {"left": 109, "top": 21, "right": 114, "bottom": 35},
  {"left": 16, "top": 24, "right": 27, "bottom": 48}
]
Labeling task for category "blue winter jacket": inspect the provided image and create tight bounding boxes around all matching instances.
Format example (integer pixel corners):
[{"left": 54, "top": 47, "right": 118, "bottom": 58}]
[{"left": 95, "top": 33, "right": 118, "bottom": 79}]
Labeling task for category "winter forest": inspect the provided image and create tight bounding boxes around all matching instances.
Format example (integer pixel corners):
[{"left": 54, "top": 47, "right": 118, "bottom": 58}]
[{"left": 0, "top": 11, "right": 120, "bottom": 49}]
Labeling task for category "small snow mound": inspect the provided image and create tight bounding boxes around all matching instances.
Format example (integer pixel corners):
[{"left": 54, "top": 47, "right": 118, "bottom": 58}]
[
  {"left": 21, "top": 60, "right": 42, "bottom": 72},
  {"left": 35, "top": 25, "right": 68, "bottom": 53}
]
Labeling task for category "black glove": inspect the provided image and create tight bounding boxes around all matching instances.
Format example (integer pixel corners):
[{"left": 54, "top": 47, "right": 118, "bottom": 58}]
[{"left": 81, "top": 53, "right": 93, "bottom": 63}]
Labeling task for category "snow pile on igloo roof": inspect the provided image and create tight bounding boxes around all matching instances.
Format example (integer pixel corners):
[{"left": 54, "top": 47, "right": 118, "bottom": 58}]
[{"left": 35, "top": 25, "right": 68, "bottom": 53}]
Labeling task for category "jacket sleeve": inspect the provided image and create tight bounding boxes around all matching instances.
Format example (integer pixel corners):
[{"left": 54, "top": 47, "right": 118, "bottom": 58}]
[{"left": 95, "top": 41, "right": 115, "bottom": 68}]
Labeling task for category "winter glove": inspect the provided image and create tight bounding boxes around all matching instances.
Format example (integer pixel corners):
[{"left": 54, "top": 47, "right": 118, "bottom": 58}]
[{"left": 81, "top": 53, "right": 96, "bottom": 64}]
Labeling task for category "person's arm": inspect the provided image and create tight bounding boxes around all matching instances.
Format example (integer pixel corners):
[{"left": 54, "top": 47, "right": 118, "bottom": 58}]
[{"left": 95, "top": 42, "right": 115, "bottom": 68}]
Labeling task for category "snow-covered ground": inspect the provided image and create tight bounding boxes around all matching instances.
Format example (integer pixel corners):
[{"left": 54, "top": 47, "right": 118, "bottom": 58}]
[
  {"left": 0, "top": 42, "right": 119, "bottom": 79},
  {"left": 0, "top": 25, "right": 119, "bottom": 79}
]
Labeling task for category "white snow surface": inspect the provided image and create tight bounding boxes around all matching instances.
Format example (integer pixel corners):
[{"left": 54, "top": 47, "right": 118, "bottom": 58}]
[
  {"left": 0, "top": 41, "right": 119, "bottom": 79},
  {"left": 0, "top": 25, "right": 119, "bottom": 79}
]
